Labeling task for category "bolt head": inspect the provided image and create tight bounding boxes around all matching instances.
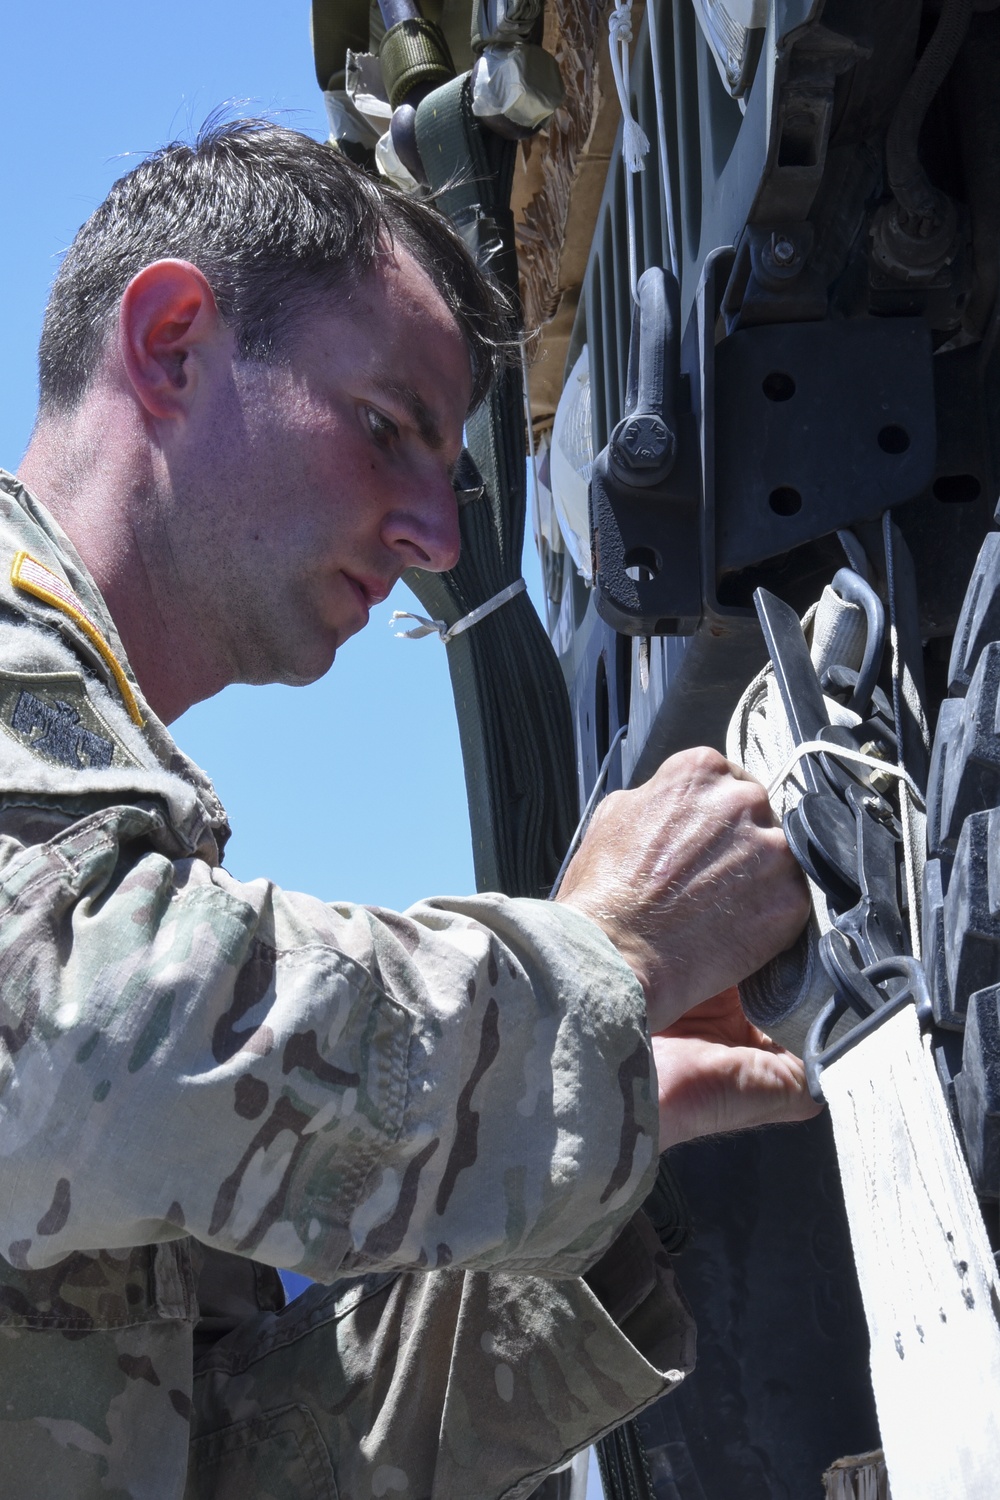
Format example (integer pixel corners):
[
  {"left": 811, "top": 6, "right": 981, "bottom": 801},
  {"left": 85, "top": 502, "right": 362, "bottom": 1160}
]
[
  {"left": 860, "top": 740, "right": 893, "bottom": 794},
  {"left": 771, "top": 234, "right": 797, "bottom": 266}
]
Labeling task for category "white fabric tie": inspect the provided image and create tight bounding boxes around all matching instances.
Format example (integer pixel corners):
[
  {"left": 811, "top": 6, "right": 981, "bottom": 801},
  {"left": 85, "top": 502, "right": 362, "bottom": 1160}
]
[
  {"left": 391, "top": 578, "right": 527, "bottom": 642},
  {"left": 608, "top": 0, "right": 649, "bottom": 302},
  {"left": 766, "top": 738, "right": 925, "bottom": 810},
  {"left": 608, "top": 3, "right": 650, "bottom": 174}
]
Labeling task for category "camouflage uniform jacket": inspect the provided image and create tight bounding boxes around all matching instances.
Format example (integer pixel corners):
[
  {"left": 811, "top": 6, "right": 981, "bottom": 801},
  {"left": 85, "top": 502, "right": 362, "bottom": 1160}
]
[{"left": 0, "top": 471, "right": 694, "bottom": 1498}]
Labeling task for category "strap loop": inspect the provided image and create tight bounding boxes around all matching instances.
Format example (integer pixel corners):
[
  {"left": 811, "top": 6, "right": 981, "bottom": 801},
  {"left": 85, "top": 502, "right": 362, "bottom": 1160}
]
[
  {"left": 392, "top": 578, "right": 527, "bottom": 642},
  {"left": 379, "top": 17, "right": 455, "bottom": 109}
]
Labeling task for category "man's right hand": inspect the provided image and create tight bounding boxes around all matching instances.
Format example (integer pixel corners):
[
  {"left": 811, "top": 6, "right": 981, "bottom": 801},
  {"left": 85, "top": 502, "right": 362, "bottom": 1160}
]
[{"left": 555, "top": 747, "right": 810, "bottom": 1035}]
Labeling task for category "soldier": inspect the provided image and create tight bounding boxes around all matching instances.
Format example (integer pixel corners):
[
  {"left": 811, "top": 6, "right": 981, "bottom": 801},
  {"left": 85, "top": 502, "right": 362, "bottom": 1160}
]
[{"left": 0, "top": 120, "right": 812, "bottom": 1498}]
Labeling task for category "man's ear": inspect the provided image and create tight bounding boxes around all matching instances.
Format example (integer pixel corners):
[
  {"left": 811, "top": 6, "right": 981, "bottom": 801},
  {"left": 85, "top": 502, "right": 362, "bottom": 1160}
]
[{"left": 117, "top": 260, "right": 228, "bottom": 420}]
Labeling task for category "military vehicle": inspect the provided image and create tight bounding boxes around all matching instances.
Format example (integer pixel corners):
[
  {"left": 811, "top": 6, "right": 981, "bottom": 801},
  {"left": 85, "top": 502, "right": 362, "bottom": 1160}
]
[{"left": 313, "top": 0, "right": 1000, "bottom": 1492}]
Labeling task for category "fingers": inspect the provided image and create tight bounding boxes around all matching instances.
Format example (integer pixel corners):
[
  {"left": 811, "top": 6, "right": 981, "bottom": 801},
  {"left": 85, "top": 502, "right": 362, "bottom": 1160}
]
[
  {"left": 559, "top": 743, "right": 820, "bottom": 1151},
  {"left": 654, "top": 985, "right": 768, "bottom": 1046},
  {"left": 652, "top": 1032, "right": 823, "bottom": 1150}
]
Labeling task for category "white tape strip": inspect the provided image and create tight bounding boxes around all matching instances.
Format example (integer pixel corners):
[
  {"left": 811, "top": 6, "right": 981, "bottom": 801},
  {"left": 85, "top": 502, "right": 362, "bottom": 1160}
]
[{"left": 391, "top": 578, "right": 527, "bottom": 643}]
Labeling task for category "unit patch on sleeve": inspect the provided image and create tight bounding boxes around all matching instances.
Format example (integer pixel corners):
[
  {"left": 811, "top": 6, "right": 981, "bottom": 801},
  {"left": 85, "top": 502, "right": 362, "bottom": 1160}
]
[{"left": 0, "top": 672, "right": 138, "bottom": 771}]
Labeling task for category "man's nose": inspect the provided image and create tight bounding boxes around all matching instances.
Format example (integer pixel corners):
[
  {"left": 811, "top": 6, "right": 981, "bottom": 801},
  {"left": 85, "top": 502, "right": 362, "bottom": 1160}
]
[{"left": 385, "top": 472, "right": 461, "bottom": 573}]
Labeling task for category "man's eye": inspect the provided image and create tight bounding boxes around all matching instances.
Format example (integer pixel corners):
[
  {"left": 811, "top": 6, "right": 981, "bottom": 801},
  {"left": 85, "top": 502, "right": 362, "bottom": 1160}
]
[{"left": 366, "top": 408, "right": 399, "bottom": 447}]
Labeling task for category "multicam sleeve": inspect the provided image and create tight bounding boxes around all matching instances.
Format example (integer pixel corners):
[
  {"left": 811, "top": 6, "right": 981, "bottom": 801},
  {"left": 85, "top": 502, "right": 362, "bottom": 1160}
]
[{"left": 0, "top": 799, "right": 659, "bottom": 1281}]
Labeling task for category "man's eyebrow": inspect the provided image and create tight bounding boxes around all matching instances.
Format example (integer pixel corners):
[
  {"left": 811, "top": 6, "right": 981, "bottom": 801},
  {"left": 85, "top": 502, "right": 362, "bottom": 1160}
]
[{"left": 371, "top": 377, "right": 444, "bottom": 451}]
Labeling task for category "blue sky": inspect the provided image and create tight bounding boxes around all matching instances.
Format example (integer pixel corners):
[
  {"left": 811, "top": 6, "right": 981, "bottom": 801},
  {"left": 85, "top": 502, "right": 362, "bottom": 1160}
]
[{"left": 0, "top": 1, "right": 549, "bottom": 912}]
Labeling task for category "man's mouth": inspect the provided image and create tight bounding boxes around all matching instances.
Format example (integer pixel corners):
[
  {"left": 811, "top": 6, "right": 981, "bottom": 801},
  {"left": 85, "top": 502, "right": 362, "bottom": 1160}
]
[{"left": 344, "top": 574, "right": 392, "bottom": 612}]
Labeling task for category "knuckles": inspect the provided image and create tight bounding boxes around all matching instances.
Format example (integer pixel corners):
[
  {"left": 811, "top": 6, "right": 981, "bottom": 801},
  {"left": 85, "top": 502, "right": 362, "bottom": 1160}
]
[
  {"left": 661, "top": 745, "right": 730, "bottom": 783},
  {"left": 573, "top": 744, "right": 805, "bottom": 912},
  {"left": 679, "top": 745, "right": 728, "bottom": 774}
]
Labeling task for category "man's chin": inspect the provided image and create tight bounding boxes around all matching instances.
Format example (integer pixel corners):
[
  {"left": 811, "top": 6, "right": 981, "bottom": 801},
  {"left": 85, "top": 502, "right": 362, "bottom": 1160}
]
[
  {"left": 244, "top": 634, "right": 340, "bottom": 689},
  {"left": 276, "top": 645, "right": 339, "bottom": 688}
]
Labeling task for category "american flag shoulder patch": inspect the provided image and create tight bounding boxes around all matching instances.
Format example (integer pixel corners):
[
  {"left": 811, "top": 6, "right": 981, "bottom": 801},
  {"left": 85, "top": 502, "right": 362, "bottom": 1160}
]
[{"left": 10, "top": 551, "right": 143, "bottom": 727}]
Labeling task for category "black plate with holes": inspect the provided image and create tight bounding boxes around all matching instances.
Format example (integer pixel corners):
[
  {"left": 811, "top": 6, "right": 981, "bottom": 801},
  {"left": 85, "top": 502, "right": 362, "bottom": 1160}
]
[{"left": 715, "top": 317, "right": 935, "bottom": 574}]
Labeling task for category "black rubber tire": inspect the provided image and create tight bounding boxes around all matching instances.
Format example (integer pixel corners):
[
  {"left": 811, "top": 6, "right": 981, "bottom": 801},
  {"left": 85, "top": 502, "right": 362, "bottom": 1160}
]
[
  {"left": 625, "top": 1114, "right": 880, "bottom": 1500},
  {"left": 601, "top": 530, "right": 1000, "bottom": 1500},
  {"left": 924, "top": 525, "right": 1000, "bottom": 1207}
]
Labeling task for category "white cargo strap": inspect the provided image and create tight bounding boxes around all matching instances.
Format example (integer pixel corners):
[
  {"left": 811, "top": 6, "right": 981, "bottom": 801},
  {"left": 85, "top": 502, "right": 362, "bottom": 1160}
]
[
  {"left": 822, "top": 1005, "right": 1000, "bottom": 1497},
  {"left": 766, "top": 740, "right": 924, "bottom": 808},
  {"left": 883, "top": 511, "right": 929, "bottom": 959}
]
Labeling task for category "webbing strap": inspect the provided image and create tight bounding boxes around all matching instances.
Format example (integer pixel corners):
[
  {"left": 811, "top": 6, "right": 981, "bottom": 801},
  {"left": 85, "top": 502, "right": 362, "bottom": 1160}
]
[
  {"left": 412, "top": 79, "right": 691, "bottom": 1500},
  {"left": 596, "top": 1417, "right": 656, "bottom": 1500},
  {"left": 824, "top": 1005, "right": 1000, "bottom": 1496},
  {"left": 407, "top": 76, "right": 578, "bottom": 897}
]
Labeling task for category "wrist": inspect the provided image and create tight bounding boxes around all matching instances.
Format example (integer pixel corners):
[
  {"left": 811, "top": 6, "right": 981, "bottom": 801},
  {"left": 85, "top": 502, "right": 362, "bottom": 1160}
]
[{"left": 555, "top": 891, "right": 656, "bottom": 1014}]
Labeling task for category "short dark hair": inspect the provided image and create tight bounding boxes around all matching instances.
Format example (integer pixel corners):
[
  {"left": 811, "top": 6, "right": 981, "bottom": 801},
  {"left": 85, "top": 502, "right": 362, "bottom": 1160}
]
[{"left": 38, "top": 117, "right": 512, "bottom": 414}]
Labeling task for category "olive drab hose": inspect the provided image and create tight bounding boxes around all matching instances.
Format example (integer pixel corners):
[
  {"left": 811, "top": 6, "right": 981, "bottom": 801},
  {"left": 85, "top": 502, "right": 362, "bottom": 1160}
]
[{"left": 402, "top": 74, "right": 580, "bottom": 898}]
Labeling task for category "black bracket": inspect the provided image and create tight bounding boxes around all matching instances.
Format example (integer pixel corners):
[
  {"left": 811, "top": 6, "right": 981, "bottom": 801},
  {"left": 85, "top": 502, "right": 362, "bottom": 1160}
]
[
  {"left": 589, "top": 248, "right": 937, "bottom": 639},
  {"left": 715, "top": 316, "right": 935, "bottom": 575},
  {"left": 591, "top": 267, "right": 702, "bottom": 635}
]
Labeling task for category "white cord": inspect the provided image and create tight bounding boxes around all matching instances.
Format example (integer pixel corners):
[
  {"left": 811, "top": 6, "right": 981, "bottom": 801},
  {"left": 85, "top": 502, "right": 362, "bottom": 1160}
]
[
  {"left": 766, "top": 739, "right": 926, "bottom": 811},
  {"left": 883, "top": 510, "right": 925, "bottom": 959},
  {"left": 520, "top": 342, "right": 541, "bottom": 552},
  {"left": 391, "top": 578, "right": 527, "bottom": 642},
  {"left": 645, "top": 0, "right": 678, "bottom": 280},
  {"left": 549, "top": 724, "right": 629, "bottom": 898},
  {"left": 608, "top": 4, "right": 650, "bottom": 171},
  {"left": 608, "top": 1, "right": 650, "bottom": 302}
]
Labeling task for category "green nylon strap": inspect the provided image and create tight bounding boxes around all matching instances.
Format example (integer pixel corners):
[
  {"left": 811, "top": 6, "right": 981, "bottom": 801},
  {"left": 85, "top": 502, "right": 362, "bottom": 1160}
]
[
  {"left": 407, "top": 76, "right": 577, "bottom": 898},
  {"left": 415, "top": 75, "right": 516, "bottom": 271},
  {"left": 314, "top": 0, "right": 474, "bottom": 98},
  {"left": 379, "top": 17, "right": 455, "bottom": 109},
  {"left": 370, "top": 0, "right": 476, "bottom": 77}
]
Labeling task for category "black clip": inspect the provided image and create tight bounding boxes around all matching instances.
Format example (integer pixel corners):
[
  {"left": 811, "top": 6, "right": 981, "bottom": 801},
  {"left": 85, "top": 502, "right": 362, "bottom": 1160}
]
[{"left": 804, "top": 953, "right": 933, "bottom": 1104}]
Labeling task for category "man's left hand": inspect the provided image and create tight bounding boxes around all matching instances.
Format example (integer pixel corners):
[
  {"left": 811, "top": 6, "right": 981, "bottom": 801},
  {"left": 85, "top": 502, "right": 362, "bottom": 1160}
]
[{"left": 653, "top": 986, "right": 822, "bottom": 1149}]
